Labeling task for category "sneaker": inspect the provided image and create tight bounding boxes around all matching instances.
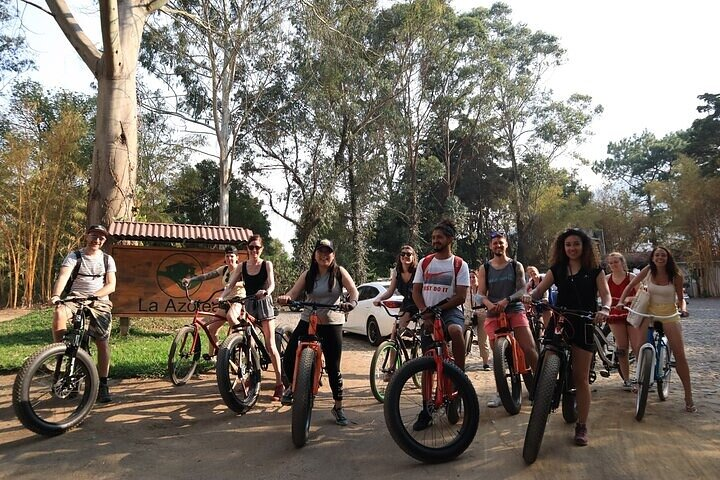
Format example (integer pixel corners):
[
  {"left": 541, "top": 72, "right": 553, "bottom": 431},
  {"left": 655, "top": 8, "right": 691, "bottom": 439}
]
[
  {"left": 574, "top": 423, "right": 588, "bottom": 446},
  {"left": 272, "top": 384, "right": 284, "bottom": 401},
  {"left": 482, "top": 364, "right": 491, "bottom": 371},
  {"left": 413, "top": 409, "right": 433, "bottom": 431},
  {"left": 280, "top": 387, "right": 293, "bottom": 406},
  {"left": 487, "top": 395, "right": 502, "bottom": 408},
  {"left": 622, "top": 379, "right": 633, "bottom": 391},
  {"left": 331, "top": 406, "right": 349, "bottom": 426},
  {"left": 97, "top": 383, "right": 112, "bottom": 403}
]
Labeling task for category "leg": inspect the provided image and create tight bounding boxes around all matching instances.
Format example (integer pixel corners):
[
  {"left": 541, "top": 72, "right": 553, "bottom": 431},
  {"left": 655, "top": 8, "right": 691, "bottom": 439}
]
[
  {"left": 261, "top": 318, "right": 283, "bottom": 387},
  {"left": 608, "top": 322, "right": 630, "bottom": 381},
  {"left": 571, "top": 346, "right": 594, "bottom": 424},
  {"left": 207, "top": 308, "right": 229, "bottom": 356},
  {"left": 52, "top": 305, "right": 72, "bottom": 342},
  {"left": 94, "top": 337, "right": 111, "bottom": 377},
  {"left": 476, "top": 315, "right": 491, "bottom": 367},
  {"left": 447, "top": 324, "right": 465, "bottom": 371},
  {"left": 662, "top": 321, "right": 694, "bottom": 408}
]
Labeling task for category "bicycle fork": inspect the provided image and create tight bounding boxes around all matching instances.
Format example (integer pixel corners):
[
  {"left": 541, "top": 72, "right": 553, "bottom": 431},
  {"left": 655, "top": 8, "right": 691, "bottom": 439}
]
[{"left": 292, "top": 340, "right": 323, "bottom": 396}]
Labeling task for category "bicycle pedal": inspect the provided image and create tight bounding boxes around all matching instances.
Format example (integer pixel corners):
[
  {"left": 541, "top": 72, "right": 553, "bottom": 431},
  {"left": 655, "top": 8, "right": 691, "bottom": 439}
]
[{"left": 599, "top": 370, "right": 610, "bottom": 378}]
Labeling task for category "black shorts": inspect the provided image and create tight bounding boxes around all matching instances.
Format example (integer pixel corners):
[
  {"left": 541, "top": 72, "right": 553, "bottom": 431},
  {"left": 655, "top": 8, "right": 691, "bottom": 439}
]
[{"left": 545, "top": 314, "right": 596, "bottom": 353}]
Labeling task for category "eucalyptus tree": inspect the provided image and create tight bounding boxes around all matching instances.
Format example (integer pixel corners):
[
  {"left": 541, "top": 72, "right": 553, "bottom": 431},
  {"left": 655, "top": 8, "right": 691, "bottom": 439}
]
[
  {"left": 684, "top": 93, "right": 720, "bottom": 177},
  {"left": 24, "top": 0, "right": 170, "bottom": 228},
  {"left": 480, "top": 3, "right": 600, "bottom": 260},
  {"left": 141, "top": 0, "right": 290, "bottom": 226}
]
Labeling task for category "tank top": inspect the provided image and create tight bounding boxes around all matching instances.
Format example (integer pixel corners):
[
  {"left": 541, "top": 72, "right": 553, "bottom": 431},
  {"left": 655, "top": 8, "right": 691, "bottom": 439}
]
[
  {"left": 647, "top": 275, "right": 676, "bottom": 305},
  {"left": 299, "top": 270, "right": 345, "bottom": 325},
  {"left": 551, "top": 264, "right": 601, "bottom": 314},
  {"left": 242, "top": 261, "right": 268, "bottom": 295},
  {"left": 608, "top": 273, "right": 633, "bottom": 319},
  {"left": 486, "top": 260, "right": 524, "bottom": 317},
  {"left": 395, "top": 268, "right": 417, "bottom": 312}
]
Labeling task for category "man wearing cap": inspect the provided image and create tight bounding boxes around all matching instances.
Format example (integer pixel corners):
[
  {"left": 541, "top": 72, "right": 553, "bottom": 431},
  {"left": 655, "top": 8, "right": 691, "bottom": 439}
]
[
  {"left": 50, "top": 225, "right": 117, "bottom": 403},
  {"left": 478, "top": 231, "right": 538, "bottom": 408}
]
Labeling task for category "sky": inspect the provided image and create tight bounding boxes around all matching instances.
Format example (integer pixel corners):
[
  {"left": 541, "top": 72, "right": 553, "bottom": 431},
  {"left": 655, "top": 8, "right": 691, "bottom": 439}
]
[{"left": 11, "top": 0, "right": 720, "bottom": 249}]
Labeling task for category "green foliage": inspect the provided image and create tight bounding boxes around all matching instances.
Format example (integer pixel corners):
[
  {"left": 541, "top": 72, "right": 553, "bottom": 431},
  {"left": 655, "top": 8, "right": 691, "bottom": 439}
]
[{"left": 684, "top": 93, "right": 720, "bottom": 177}]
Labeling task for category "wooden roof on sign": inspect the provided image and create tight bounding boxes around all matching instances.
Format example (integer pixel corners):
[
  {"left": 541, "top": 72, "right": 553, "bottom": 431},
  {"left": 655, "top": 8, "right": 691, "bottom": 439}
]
[{"left": 108, "top": 221, "right": 253, "bottom": 244}]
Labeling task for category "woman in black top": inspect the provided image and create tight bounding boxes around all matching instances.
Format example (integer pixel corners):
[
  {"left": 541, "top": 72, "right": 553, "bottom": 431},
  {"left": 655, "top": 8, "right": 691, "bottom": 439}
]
[
  {"left": 525, "top": 229, "right": 611, "bottom": 447},
  {"left": 373, "top": 245, "right": 418, "bottom": 380}
]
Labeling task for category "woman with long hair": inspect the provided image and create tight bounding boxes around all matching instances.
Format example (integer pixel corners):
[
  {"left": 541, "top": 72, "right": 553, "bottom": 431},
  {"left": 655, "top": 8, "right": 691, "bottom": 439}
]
[
  {"left": 525, "top": 228, "right": 612, "bottom": 446},
  {"left": 605, "top": 252, "right": 639, "bottom": 390},
  {"left": 373, "top": 245, "right": 419, "bottom": 379},
  {"left": 616, "top": 246, "right": 694, "bottom": 412},
  {"left": 277, "top": 239, "right": 359, "bottom": 425}
]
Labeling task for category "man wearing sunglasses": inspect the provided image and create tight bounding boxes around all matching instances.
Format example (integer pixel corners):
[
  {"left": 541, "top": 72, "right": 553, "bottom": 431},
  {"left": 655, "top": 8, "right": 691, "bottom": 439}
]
[
  {"left": 478, "top": 231, "right": 538, "bottom": 408},
  {"left": 50, "top": 225, "right": 117, "bottom": 403}
]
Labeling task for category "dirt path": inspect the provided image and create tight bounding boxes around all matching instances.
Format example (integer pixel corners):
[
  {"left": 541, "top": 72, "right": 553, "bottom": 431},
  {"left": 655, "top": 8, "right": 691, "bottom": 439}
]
[{"left": 1, "top": 301, "right": 719, "bottom": 479}]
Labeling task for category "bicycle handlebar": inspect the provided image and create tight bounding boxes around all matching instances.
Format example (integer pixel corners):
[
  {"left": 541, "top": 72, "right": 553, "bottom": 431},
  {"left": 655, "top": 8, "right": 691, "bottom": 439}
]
[
  {"left": 184, "top": 286, "right": 225, "bottom": 305},
  {"left": 621, "top": 305, "right": 683, "bottom": 320},
  {"left": 287, "top": 300, "right": 347, "bottom": 312}
]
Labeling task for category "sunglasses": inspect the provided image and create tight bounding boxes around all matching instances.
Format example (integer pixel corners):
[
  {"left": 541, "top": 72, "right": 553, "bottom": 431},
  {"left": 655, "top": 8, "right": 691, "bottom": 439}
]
[
  {"left": 88, "top": 233, "right": 106, "bottom": 240},
  {"left": 247, "top": 245, "right": 262, "bottom": 251},
  {"left": 490, "top": 231, "right": 506, "bottom": 239},
  {"left": 399, "top": 252, "right": 413, "bottom": 258}
]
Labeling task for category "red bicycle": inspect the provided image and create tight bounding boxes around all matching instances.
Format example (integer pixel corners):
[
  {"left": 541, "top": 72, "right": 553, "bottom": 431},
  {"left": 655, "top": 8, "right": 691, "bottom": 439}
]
[
  {"left": 383, "top": 303, "right": 480, "bottom": 463},
  {"left": 167, "top": 287, "right": 233, "bottom": 385},
  {"left": 492, "top": 311, "right": 534, "bottom": 415}
]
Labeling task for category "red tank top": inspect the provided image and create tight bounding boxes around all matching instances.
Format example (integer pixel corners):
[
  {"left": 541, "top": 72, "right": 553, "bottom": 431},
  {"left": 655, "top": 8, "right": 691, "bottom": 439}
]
[{"left": 608, "top": 273, "right": 634, "bottom": 325}]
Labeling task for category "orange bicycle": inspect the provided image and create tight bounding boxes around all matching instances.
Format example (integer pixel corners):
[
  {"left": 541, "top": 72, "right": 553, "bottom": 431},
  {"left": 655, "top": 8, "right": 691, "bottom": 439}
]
[
  {"left": 286, "top": 300, "right": 345, "bottom": 448},
  {"left": 492, "top": 311, "right": 534, "bottom": 415},
  {"left": 383, "top": 303, "right": 480, "bottom": 463},
  {"left": 167, "top": 287, "right": 233, "bottom": 385}
]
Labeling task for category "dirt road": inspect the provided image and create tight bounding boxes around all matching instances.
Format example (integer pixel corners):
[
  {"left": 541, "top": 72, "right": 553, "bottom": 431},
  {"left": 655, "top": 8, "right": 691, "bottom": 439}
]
[{"left": 1, "top": 300, "right": 719, "bottom": 479}]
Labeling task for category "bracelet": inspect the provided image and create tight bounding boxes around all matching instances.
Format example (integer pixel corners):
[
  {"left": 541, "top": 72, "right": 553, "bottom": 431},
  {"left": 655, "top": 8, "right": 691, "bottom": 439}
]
[{"left": 601, "top": 305, "right": 611, "bottom": 311}]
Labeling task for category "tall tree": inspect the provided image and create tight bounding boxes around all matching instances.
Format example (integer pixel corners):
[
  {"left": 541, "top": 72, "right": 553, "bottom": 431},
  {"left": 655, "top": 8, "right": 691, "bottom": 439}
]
[
  {"left": 684, "top": 93, "right": 720, "bottom": 177},
  {"left": 0, "top": 1, "right": 34, "bottom": 87}
]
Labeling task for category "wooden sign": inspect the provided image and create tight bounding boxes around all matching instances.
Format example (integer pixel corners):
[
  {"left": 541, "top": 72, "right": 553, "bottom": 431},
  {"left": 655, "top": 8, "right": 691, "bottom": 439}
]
[{"left": 109, "top": 245, "right": 248, "bottom": 316}]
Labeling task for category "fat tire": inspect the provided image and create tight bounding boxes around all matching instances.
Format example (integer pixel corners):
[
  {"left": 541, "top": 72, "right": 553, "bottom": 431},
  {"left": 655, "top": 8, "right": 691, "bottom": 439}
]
[
  {"left": 292, "top": 347, "right": 316, "bottom": 448},
  {"left": 493, "top": 337, "right": 522, "bottom": 415},
  {"left": 168, "top": 325, "right": 199, "bottom": 386},
  {"left": 216, "top": 333, "right": 262, "bottom": 414},
  {"left": 275, "top": 325, "right": 294, "bottom": 387},
  {"left": 523, "top": 352, "right": 561, "bottom": 464},
  {"left": 383, "top": 356, "right": 480, "bottom": 463},
  {"left": 370, "top": 341, "right": 401, "bottom": 403},
  {"left": 657, "top": 343, "right": 672, "bottom": 401},
  {"left": 13, "top": 343, "right": 99, "bottom": 436},
  {"left": 635, "top": 348, "right": 653, "bottom": 421}
]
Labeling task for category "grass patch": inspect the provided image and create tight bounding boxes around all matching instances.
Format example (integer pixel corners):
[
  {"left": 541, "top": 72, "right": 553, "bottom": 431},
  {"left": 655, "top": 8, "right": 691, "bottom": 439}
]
[{"left": 0, "top": 309, "right": 220, "bottom": 378}]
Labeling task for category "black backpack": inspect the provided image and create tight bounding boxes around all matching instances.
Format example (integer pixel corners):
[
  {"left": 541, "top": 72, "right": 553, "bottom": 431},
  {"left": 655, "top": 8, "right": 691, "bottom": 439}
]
[{"left": 60, "top": 250, "right": 110, "bottom": 297}]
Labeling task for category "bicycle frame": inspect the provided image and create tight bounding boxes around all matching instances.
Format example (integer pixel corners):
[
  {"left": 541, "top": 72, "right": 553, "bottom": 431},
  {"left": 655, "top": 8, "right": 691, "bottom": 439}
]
[
  {"left": 535, "top": 310, "right": 574, "bottom": 410},
  {"left": 494, "top": 312, "right": 531, "bottom": 376},
  {"left": 292, "top": 309, "right": 324, "bottom": 396},
  {"left": 421, "top": 309, "right": 456, "bottom": 411}
]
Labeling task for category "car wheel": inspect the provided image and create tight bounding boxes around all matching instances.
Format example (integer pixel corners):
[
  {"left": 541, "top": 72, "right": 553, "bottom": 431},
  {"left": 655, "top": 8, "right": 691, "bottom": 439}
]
[{"left": 367, "top": 317, "right": 382, "bottom": 346}]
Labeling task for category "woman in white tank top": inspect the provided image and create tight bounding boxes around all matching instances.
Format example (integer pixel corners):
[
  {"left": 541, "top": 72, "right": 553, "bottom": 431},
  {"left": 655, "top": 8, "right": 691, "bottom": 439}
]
[{"left": 616, "top": 246, "right": 695, "bottom": 412}]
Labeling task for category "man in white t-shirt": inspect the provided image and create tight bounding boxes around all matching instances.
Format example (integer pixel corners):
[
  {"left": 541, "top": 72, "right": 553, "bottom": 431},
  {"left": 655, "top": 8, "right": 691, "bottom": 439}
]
[
  {"left": 412, "top": 219, "right": 470, "bottom": 371},
  {"left": 50, "top": 225, "right": 117, "bottom": 403}
]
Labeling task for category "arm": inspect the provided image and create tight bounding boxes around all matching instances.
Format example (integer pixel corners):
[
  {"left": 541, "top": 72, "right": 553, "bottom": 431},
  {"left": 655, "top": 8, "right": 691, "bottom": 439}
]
[
  {"left": 617, "top": 266, "right": 649, "bottom": 305},
  {"left": 412, "top": 282, "right": 426, "bottom": 313},
  {"left": 674, "top": 275, "right": 687, "bottom": 314},
  {"left": 93, "top": 270, "right": 116, "bottom": 298},
  {"left": 478, "top": 265, "right": 493, "bottom": 310},
  {"left": 277, "top": 270, "right": 308, "bottom": 305},
  {"left": 218, "top": 265, "right": 242, "bottom": 300},
  {"left": 500, "top": 262, "right": 527, "bottom": 307},
  {"left": 527, "top": 270, "right": 555, "bottom": 301},
  {"left": 596, "top": 270, "right": 612, "bottom": 321},
  {"left": 373, "top": 269, "right": 398, "bottom": 306},
  {"left": 50, "top": 265, "right": 74, "bottom": 303},
  {"left": 339, "top": 267, "right": 359, "bottom": 309}
]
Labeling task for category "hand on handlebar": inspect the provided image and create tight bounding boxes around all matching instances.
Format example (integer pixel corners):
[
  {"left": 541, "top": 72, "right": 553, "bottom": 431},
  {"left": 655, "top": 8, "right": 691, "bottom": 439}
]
[
  {"left": 181, "top": 278, "right": 190, "bottom": 288},
  {"left": 50, "top": 295, "right": 61, "bottom": 305},
  {"left": 594, "top": 310, "right": 609, "bottom": 324},
  {"left": 277, "top": 295, "right": 291, "bottom": 305},
  {"left": 340, "top": 301, "right": 355, "bottom": 312}
]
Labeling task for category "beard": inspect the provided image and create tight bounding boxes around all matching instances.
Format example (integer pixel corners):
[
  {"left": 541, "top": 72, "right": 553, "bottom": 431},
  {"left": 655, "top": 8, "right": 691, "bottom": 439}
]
[{"left": 432, "top": 244, "right": 443, "bottom": 252}]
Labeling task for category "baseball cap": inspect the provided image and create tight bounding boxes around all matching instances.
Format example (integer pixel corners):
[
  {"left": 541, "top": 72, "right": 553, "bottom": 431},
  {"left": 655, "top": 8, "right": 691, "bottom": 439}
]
[
  {"left": 314, "top": 239, "right": 335, "bottom": 252},
  {"left": 224, "top": 245, "right": 238, "bottom": 254},
  {"left": 490, "top": 231, "right": 506, "bottom": 239},
  {"left": 86, "top": 224, "right": 109, "bottom": 236}
]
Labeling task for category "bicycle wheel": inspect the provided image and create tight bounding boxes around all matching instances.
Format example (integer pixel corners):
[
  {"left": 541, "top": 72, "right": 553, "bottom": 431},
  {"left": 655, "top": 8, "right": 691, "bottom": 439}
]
[
  {"left": 13, "top": 343, "right": 99, "bottom": 436},
  {"left": 370, "top": 340, "right": 400, "bottom": 403},
  {"left": 657, "top": 343, "right": 672, "bottom": 401},
  {"left": 635, "top": 348, "right": 654, "bottom": 421},
  {"left": 523, "top": 351, "right": 560, "bottom": 465},
  {"left": 292, "top": 347, "right": 316, "bottom": 448},
  {"left": 168, "top": 325, "right": 200, "bottom": 386},
  {"left": 275, "top": 325, "right": 293, "bottom": 387},
  {"left": 216, "top": 333, "right": 262, "bottom": 414},
  {"left": 493, "top": 336, "right": 522, "bottom": 415},
  {"left": 383, "top": 356, "right": 480, "bottom": 463}
]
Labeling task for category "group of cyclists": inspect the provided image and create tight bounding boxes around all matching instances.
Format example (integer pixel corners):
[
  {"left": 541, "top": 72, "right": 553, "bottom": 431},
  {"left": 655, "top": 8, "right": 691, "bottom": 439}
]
[{"left": 49, "top": 221, "right": 696, "bottom": 446}]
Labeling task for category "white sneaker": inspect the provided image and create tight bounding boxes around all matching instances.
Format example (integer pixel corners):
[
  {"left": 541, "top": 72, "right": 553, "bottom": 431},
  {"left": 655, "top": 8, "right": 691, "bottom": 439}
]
[{"left": 487, "top": 395, "right": 502, "bottom": 408}]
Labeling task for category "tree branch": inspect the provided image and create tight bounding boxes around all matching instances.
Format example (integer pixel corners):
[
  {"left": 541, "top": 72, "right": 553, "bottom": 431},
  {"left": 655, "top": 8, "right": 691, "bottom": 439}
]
[{"left": 45, "top": 0, "right": 101, "bottom": 75}]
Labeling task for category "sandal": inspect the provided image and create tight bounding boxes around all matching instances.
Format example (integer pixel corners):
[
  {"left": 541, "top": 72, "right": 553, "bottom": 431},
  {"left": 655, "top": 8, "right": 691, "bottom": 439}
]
[{"left": 685, "top": 403, "right": 697, "bottom": 413}]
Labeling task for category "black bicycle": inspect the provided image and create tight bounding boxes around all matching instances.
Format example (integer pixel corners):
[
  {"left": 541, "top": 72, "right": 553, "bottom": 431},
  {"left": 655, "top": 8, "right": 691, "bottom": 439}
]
[
  {"left": 523, "top": 302, "right": 590, "bottom": 464},
  {"left": 13, "top": 296, "right": 100, "bottom": 436},
  {"left": 216, "top": 295, "right": 289, "bottom": 414},
  {"left": 369, "top": 303, "right": 422, "bottom": 403}
]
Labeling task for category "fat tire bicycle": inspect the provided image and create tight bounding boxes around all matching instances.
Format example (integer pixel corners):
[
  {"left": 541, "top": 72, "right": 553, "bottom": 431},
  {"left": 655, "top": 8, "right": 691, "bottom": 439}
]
[
  {"left": 369, "top": 303, "right": 422, "bottom": 403},
  {"left": 216, "top": 295, "right": 289, "bottom": 414},
  {"left": 523, "top": 302, "right": 592, "bottom": 464},
  {"left": 383, "top": 303, "right": 480, "bottom": 463},
  {"left": 167, "top": 287, "right": 233, "bottom": 385},
  {"left": 13, "top": 296, "right": 100, "bottom": 436},
  {"left": 490, "top": 310, "right": 534, "bottom": 415},
  {"left": 624, "top": 306, "right": 678, "bottom": 421},
  {"left": 286, "top": 300, "right": 346, "bottom": 448}
]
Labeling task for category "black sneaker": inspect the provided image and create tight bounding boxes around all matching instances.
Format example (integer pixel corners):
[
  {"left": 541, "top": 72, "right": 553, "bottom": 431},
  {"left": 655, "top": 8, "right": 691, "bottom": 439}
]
[
  {"left": 331, "top": 406, "right": 349, "bottom": 426},
  {"left": 97, "top": 384, "right": 112, "bottom": 403},
  {"left": 412, "top": 409, "right": 433, "bottom": 431},
  {"left": 280, "top": 387, "right": 293, "bottom": 406},
  {"left": 482, "top": 364, "right": 491, "bottom": 371}
]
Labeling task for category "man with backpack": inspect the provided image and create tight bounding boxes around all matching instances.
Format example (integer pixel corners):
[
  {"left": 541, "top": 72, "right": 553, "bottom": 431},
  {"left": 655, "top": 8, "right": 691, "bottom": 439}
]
[
  {"left": 50, "top": 224, "right": 117, "bottom": 403},
  {"left": 478, "top": 231, "right": 538, "bottom": 408}
]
